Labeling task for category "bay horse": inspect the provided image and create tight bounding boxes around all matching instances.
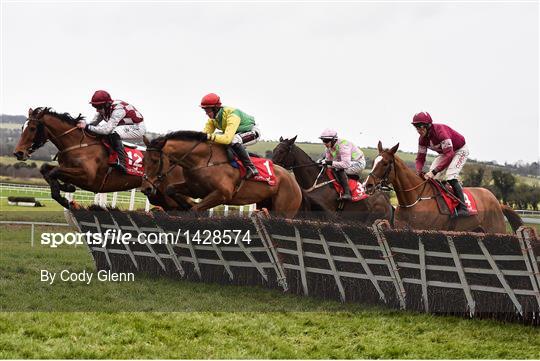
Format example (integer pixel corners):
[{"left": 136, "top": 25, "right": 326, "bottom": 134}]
[
  {"left": 271, "top": 136, "right": 393, "bottom": 224},
  {"left": 13, "top": 107, "right": 192, "bottom": 210},
  {"left": 364, "top": 141, "right": 523, "bottom": 233},
  {"left": 145, "top": 131, "right": 303, "bottom": 218}
]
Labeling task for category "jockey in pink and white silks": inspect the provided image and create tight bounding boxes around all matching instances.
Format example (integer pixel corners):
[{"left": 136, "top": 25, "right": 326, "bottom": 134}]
[
  {"left": 413, "top": 112, "right": 470, "bottom": 217},
  {"left": 318, "top": 128, "right": 366, "bottom": 201},
  {"left": 77, "top": 90, "right": 146, "bottom": 174}
]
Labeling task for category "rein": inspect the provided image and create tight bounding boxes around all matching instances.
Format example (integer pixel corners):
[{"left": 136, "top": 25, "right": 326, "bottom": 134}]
[
  {"left": 143, "top": 147, "right": 179, "bottom": 192},
  {"left": 275, "top": 141, "right": 334, "bottom": 191},
  {"left": 144, "top": 141, "right": 229, "bottom": 190},
  {"left": 368, "top": 158, "right": 436, "bottom": 208},
  {"left": 27, "top": 116, "right": 101, "bottom": 156},
  {"left": 306, "top": 165, "right": 336, "bottom": 192}
]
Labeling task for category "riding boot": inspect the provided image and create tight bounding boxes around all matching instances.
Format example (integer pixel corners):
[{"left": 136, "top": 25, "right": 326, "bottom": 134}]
[
  {"left": 231, "top": 143, "right": 259, "bottom": 179},
  {"left": 108, "top": 132, "right": 127, "bottom": 174},
  {"left": 335, "top": 169, "right": 352, "bottom": 201},
  {"left": 448, "top": 179, "right": 469, "bottom": 217}
]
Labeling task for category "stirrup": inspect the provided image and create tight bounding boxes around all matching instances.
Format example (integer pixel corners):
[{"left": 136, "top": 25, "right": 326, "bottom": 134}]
[
  {"left": 455, "top": 209, "right": 469, "bottom": 217},
  {"left": 245, "top": 167, "right": 259, "bottom": 179},
  {"left": 112, "top": 160, "right": 127, "bottom": 173}
]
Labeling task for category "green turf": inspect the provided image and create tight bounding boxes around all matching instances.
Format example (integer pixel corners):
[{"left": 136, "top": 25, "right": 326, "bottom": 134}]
[{"left": 1, "top": 225, "right": 539, "bottom": 359}]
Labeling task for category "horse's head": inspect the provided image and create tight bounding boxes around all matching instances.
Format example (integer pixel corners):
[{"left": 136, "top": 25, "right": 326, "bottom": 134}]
[
  {"left": 141, "top": 136, "right": 168, "bottom": 197},
  {"left": 364, "top": 141, "right": 399, "bottom": 194},
  {"left": 272, "top": 135, "right": 298, "bottom": 168},
  {"left": 13, "top": 108, "right": 49, "bottom": 161}
]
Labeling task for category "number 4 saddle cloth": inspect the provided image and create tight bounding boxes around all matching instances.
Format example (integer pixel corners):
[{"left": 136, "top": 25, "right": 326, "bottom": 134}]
[
  {"left": 231, "top": 156, "right": 277, "bottom": 186},
  {"left": 430, "top": 179, "right": 478, "bottom": 216},
  {"left": 102, "top": 141, "right": 144, "bottom": 177}
]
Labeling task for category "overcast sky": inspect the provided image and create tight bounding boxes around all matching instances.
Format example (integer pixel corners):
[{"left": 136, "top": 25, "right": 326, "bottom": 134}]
[{"left": 1, "top": 1, "right": 538, "bottom": 164}]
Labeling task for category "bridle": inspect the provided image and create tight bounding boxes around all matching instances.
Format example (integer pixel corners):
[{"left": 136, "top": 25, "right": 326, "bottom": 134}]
[
  {"left": 367, "top": 155, "right": 433, "bottom": 208},
  {"left": 143, "top": 140, "right": 229, "bottom": 192},
  {"left": 24, "top": 115, "right": 98, "bottom": 156},
  {"left": 274, "top": 141, "right": 323, "bottom": 171},
  {"left": 273, "top": 141, "right": 335, "bottom": 191},
  {"left": 142, "top": 147, "right": 179, "bottom": 192}
]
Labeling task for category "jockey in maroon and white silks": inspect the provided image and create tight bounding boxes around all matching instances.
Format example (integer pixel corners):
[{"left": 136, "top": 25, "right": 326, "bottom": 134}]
[
  {"left": 77, "top": 90, "right": 146, "bottom": 173},
  {"left": 86, "top": 100, "right": 146, "bottom": 141},
  {"left": 412, "top": 112, "right": 470, "bottom": 216},
  {"left": 414, "top": 119, "right": 468, "bottom": 180}
]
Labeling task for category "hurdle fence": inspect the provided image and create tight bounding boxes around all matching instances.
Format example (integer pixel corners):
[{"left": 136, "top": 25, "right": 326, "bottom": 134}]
[{"left": 68, "top": 209, "right": 540, "bottom": 324}]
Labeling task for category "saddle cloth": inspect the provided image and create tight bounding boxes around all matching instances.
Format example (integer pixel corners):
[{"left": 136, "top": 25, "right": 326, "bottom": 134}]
[
  {"left": 102, "top": 141, "right": 144, "bottom": 177},
  {"left": 231, "top": 157, "right": 277, "bottom": 186},
  {"left": 431, "top": 180, "right": 478, "bottom": 216},
  {"left": 325, "top": 169, "right": 368, "bottom": 202}
]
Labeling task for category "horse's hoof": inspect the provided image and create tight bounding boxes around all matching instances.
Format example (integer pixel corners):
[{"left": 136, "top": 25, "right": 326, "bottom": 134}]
[
  {"left": 69, "top": 201, "right": 81, "bottom": 210},
  {"left": 65, "top": 185, "right": 76, "bottom": 192},
  {"left": 150, "top": 206, "right": 164, "bottom": 212}
]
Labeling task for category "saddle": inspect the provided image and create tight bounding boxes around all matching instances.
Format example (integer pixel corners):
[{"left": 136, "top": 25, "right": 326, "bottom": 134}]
[
  {"left": 325, "top": 169, "right": 368, "bottom": 202},
  {"left": 101, "top": 140, "right": 144, "bottom": 177},
  {"left": 431, "top": 180, "right": 478, "bottom": 216}
]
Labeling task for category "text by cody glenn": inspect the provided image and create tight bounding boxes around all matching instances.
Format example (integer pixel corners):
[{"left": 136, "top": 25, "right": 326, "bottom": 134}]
[
  {"left": 40, "top": 229, "right": 252, "bottom": 248},
  {"left": 40, "top": 269, "right": 135, "bottom": 285}
]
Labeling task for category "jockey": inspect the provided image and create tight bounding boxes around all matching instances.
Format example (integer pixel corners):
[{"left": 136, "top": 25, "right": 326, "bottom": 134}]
[
  {"left": 200, "top": 93, "right": 261, "bottom": 179},
  {"left": 318, "top": 129, "right": 366, "bottom": 201},
  {"left": 77, "top": 90, "right": 146, "bottom": 174},
  {"left": 413, "top": 111, "right": 469, "bottom": 217}
]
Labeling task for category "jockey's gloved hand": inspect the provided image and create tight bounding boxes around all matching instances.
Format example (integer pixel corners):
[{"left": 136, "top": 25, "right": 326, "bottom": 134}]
[
  {"left": 325, "top": 160, "right": 333, "bottom": 166},
  {"left": 424, "top": 170, "right": 436, "bottom": 180},
  {"left": 316, "top": 158, "right": 325, "bottom": 164}
]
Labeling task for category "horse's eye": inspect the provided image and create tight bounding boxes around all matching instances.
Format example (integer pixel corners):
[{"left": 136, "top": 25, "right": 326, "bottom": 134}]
[{"left": 29, "top": 126, "right": 36, "bottom": 131}]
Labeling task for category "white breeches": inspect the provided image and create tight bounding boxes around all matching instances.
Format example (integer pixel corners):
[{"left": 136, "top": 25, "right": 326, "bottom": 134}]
[{"left": 430, "top": 145, "right": 469, "bottom": 181}]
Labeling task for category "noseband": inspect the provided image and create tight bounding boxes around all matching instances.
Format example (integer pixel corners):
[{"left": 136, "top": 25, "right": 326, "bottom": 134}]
[
  {"left": 367, "top": 159, "right": 394, "bottom": 192},
  {"left": 24, "top": 115, "right": 97, "bottom": 155},
  {"left": 368, "top": 156, "right": 433, "bottom": 207}
]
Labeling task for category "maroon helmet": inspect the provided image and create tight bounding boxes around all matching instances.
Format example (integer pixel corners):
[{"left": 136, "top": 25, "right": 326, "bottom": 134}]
[
  {"left": 90, "top": 90, "right": 113, "bottom": 107},
  {"left": 412, "top": 112, "right": 433, "bottom": 125}
]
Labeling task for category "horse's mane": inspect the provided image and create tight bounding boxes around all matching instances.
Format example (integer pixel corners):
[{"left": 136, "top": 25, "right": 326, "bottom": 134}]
[
  {"left": 149, "top": 130, "right": 208, "bottom": 150},
  {"left": 33, "top": 107, "right": 85, "bottom": 125}
]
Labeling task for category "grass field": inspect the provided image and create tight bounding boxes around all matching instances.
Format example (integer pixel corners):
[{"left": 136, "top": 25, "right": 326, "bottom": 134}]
[
  {"left": 1, "top": 223, "right": 539, "bottom": 359},
  {"left": 1, "top": 172, "right": 538, "bottom": 358}
]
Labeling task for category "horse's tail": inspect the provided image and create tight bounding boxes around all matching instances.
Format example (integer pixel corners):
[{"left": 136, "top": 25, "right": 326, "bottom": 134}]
[{"left": 501, "top": 204, "right": 523, "bottom": 233}]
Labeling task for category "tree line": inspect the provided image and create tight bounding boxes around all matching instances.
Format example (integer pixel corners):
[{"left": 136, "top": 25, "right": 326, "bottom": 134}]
[{"left": 461, "top": 164, "right": 540, "bottom": 210}]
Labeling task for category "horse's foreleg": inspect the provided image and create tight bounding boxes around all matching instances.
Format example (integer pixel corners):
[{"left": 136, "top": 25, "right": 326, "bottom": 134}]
[
  {"left": 40, "top": 164, "right": 70, "bottom": 208},
  {"left": 40, "top": 164, "right": 76, "bottom": 192},
  {"left": 46, "top": 166, "right": 87, "bottom": 209},
  {"left": 191, "top": 190, "right": 232, "bottom": 212},
  {"left": 165, "top": 182, "right": 195, "bottom": 209}
]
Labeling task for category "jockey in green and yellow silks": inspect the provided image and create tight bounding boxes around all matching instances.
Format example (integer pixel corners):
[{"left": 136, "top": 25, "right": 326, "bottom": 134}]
[{"left": 200, "top": 93, "right": 261, "bottom": 179}]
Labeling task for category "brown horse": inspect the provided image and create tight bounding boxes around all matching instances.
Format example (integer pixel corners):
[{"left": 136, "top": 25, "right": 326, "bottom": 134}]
[
  {"left": 271, "top": 136, "right": 393, "bottom": 223},
  {"left": 140, "top": 137, "right": 195, "bottom": 211},
  {"left": 364, "top": 141, "right": 523, "bottom": 233},
  {"left": 145, "top": 131, "right": 303, "bottom": 218},
  {"left": 13, "top": 107, "right": 192, "bottom": 210}
]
